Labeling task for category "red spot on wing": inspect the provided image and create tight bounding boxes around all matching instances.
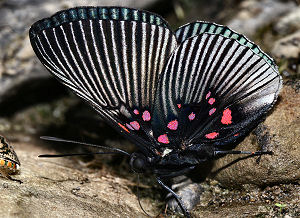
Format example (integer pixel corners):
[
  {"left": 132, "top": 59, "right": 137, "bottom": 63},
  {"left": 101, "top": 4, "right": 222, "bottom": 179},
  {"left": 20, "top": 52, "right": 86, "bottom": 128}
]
[
  {"left": 205, "top": 132, "right": 219, "bottom": 139},
  {"left": 208, "top": 98, "right": 215, "bottom": 105},
  {"left": 118, "top": 123, "right": 130, "bottom": 133},
  {"left": 234, "top": 133, "right": 240, "bottom": 137},
  {"left": 126, "top": 123, "right": 134, "bottom": 130},
  {"left": 168, "top": 120, "right": 178, "bottom": 130},
  {"left": 167, "top": 120, "right": 178, "bottom": 130},
  {"left": 209, "top": 108, "right": 216, "bottom": 116},
  {"left": 142, "top": 110, "right": 151, "bottom": 121},
  {"left": 133, "top": 109, "right": 139, "bottom": 115},
  {"left": 188, "top": 112, "right": 195, "bottom": 121},
  {"left": 158, "top": 134, "right": 169, "bottom": 144},
  {"left": 206, "top": 91, "right": 211, "bottom": 99},
  {"left": 130, "top": 121, "right": 140, "bottom": 130},
  {"left": 177, "top": 104, "right": 182, "bottom": 109},
  {"left": 221, "top": 108, "right": 232, "bottom": 125}
]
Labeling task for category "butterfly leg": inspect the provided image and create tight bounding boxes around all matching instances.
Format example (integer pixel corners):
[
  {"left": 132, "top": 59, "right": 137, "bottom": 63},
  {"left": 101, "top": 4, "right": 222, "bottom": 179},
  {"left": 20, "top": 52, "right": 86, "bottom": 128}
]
[
  {"left": 253, "top": 124, "right": 274, "bottom": 163},
  {"left": 157, "top": 177, "right": 191, "bottom": 218},
  {"left": 0, "top": 169, "right": 22, "bottom": 184},
  {"left": 214, "top": 150, "right": 273, "bottom": 155}
]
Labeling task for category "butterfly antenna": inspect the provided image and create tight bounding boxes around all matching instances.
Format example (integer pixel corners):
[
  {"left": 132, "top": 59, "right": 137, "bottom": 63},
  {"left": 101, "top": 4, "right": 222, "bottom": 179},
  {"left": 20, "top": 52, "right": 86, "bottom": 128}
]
[
  {"left": 40, "top": 136, "right": 130, "bottom": 156},
  {"left": 39, "top": 151, "right": 124, "bottom": 158},
  {"left": 136, "top": 174, "right": 151, "bottom": 217},
  {"left": 214, "top": 150, "right": 273, "bottom": 156},
  {"left": 156, "top": 177, "right": 191, "bottom": 218}
]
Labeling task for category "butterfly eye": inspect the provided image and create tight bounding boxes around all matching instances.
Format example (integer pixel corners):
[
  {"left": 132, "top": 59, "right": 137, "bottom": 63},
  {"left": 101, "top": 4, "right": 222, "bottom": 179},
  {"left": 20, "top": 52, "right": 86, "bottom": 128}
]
[{"left": 130, "top": 153, "right": 147, "bottom": 173}]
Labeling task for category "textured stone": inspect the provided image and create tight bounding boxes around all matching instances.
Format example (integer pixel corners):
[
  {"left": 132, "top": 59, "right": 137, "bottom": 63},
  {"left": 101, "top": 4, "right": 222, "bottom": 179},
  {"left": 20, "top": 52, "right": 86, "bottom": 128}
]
[
  {"left": 0, "top": 139, "right": 152, "bottom": 217},
  {"left": 272, "top": 31, "right": 300, "bottom": 59},
  {"left": 212, "top": 84, "right": 300, "bottom": 188},
  {"left": 271, "top": 31, "right": 300, "bottom": 79},
  {"left": 227, "top": 0, "right": 294, "bottom": 37},
  {"left": 274, "top": 7, "right": 300, "bottom": 35}
]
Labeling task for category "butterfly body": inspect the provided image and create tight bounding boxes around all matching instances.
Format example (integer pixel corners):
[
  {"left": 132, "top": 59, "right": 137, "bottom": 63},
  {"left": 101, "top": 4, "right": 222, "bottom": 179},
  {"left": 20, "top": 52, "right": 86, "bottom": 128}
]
[
  {"left": 30, "top": 6, "right": 281, "bottom": 216},
  {"left": 0, "top": 135, "right": 21, "bottom": 183}
]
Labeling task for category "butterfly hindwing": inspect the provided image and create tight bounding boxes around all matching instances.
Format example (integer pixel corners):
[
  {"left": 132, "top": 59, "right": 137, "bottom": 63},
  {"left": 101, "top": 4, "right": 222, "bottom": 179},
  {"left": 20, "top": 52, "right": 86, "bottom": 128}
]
[
  {"left": 175, "top": 21, "right": 277, "bottom": 69},
  {"left": 152, "top": 29, "right": 281, "bottom": 150},
  {"left": 29, "top": 7, "right": 178, "bottom": 150}
]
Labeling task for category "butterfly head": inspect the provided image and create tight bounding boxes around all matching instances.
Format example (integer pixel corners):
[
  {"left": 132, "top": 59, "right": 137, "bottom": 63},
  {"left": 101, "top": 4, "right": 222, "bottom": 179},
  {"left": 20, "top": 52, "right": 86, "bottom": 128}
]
[{"left": 129, "top": 152, "right": 150, "bottom": 173}]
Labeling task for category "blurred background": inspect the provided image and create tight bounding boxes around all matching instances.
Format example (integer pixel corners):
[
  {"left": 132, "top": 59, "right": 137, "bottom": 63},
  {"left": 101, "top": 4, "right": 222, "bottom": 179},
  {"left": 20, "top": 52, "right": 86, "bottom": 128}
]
[{"left": 0, "top": 0, "right": 299, "bottom": 217}]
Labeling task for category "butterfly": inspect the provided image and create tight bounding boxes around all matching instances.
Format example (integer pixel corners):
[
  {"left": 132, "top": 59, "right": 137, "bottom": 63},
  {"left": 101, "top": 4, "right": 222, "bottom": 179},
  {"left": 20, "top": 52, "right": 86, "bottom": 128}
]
[
  {"left": 29, "top": 6, "right": 282, "bottom": 217},
  {"left": 0, "top": 135, "right": 21, "bottom": 183}
]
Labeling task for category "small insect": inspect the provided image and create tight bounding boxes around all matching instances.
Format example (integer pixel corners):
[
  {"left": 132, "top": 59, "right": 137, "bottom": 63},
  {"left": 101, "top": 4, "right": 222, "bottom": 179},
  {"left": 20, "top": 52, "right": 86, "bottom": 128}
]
[
  {"left": 29, "top": 6, "right": 282, "bottom": 217},
  {"left": 0, "top": 135, "right": 21, "bottom": 183}
]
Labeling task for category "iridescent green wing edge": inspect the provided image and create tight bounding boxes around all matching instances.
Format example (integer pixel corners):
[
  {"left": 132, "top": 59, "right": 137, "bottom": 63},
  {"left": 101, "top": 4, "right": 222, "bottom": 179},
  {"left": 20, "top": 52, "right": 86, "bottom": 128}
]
[
  {"left": 175, "top": 21, "right": 278, "bottom": 70},
  {"left": 30, "top": 6, "right": 171, "bottom": 38}
]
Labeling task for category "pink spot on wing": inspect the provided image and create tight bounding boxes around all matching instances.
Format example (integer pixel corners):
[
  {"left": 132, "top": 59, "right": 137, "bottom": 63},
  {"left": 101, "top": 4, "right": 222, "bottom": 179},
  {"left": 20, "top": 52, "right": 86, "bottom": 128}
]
[
  {"left": 118, "top": 123, "right": 130, "bottom": 133},
  {"left": 221, "top": 108, "right": 232, "bottom": 125},
  {"left": 126, "top": 123, "right": 134, "bottom": 130},
  {"left": 142, "top": 110, "right": 151, "bottom": 121},
  {"left": 133, "top": 109, "right": 139, "bottom": 115},
  {"left": 130, "top": 121, "right": 140, "bottom": 130},
  {"left": 158, "top": 134, "right": 169, "bottom": 144},
  {"left": 208, "top": 98, "right": 215, "bottom": 105},
  {"left": 205, "top": 132, "right": 219, "bottom": 139},
  {"left": 177, "top": 104, "right": 182, "bottom": 109},
  {"left": 209, "top": 108, "right": 216, "bottom": 116},
  {"left": 206, "top": 91, "right": 211, "bottom": 99},
  {"left": 234, "top": 133, "right": 240, "bottom": 137},
  {"left": 167, "top": 120, "right": 178, "bottom": 130},
  {"left": 188, "top": 112, "right": 195, "bottom": 121}
]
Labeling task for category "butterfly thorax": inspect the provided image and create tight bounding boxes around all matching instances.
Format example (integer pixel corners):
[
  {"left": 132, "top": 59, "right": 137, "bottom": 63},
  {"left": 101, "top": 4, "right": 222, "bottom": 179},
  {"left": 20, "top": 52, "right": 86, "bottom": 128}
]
[{"left": 130, "top": 144, "right": 215, "bottom": 177}]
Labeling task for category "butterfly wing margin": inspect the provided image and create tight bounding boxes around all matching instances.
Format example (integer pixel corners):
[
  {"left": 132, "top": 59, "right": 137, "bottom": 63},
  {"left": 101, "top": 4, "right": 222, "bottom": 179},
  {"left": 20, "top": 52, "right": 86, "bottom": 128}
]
[
  {"left": 152, "top": 32, "right": 282, "bottom": 149},
  {"left": 175, "top": 21, "right": 278, "bottom": 69},
  {"left": 29, "top": 7, "right": 178, "bottom": 150}
]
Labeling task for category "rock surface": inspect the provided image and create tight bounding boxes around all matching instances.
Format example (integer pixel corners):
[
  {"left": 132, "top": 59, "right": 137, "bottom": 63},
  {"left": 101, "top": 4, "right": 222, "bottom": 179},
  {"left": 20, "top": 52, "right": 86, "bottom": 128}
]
[
  {"left": 272, "top": 31, "right": 300, "bottom": 59},
  {"left": 272, "top": 31, "right": 300, "bottom": 79},
  {"left": 226, "top": 0, "right": 295, "bottom": 36},
  {"left": 274, "top": 7, "right": 300, "bottom": 35},
  {"left": 212, "top": 84, "right": 300, "bottom": 187},
  {"left": 1, "top": 130, "right": 299, "bottom": 217},
  {"left": 0, "top": 138, "right": 153, "bottom": 217}
]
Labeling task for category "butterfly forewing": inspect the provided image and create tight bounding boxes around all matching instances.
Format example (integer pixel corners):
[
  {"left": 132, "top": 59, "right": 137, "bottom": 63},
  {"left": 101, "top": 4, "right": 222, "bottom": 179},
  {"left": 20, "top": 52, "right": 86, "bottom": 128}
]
[
  {"left": 152, "top": 32, "right": 281, "bottom": 149},
  {"left": 29, "top": 7, "right": 178, "bottom": 150}
]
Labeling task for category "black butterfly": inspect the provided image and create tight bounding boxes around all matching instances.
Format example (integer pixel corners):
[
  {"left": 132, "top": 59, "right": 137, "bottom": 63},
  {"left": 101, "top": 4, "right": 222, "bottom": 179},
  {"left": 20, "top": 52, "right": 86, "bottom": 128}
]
[{"left": 29, "top": 6, "right": 282, "bottom": 217}]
